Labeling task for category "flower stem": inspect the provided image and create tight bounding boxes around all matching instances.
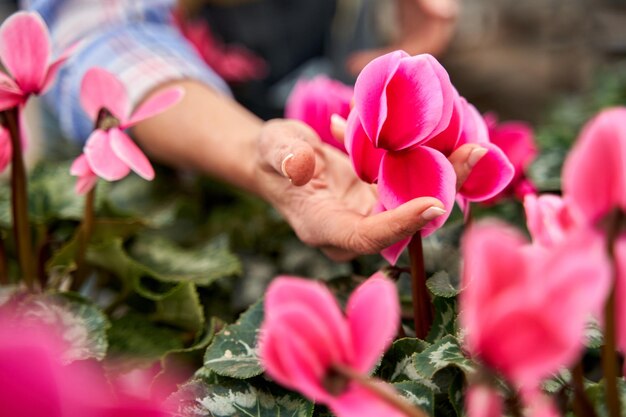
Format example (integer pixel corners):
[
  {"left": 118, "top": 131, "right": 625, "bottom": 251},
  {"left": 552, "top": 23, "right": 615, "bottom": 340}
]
[
  {"left": 602, "top": 209, "right": 624, "bottom": 417},
  {"left": 2, "top": 108, "right": 36, "bottom": 291},
  {"left": 571, "top": 361, "right": 598, "bottom": 417},
  {"left": 72, "top": 187, "right": 96, "bottom": 291},
  {"left": 409, "top": 233, "right": 433, "bottom": 339},
  {"left": 332, "top": 364, "right": 429, "bottom": 417}
]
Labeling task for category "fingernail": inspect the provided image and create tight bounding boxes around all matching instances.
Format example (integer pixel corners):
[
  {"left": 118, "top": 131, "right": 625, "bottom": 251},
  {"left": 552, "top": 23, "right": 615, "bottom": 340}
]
[
  {"left": 330, "top": 113, "right": 347, "bottom": 130},
  {"left": 468, "top": 147, "right": 488, "bottom": 168},
  {"left": 281, "top": 153, "right": 295, "bottom": 178},
  {"left": 421, "top": 206, "right": 447, "bottom": 221}
]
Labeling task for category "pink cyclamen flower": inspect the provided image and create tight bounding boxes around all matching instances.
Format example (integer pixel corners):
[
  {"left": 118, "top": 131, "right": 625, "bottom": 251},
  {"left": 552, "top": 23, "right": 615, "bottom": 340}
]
[
  {"left": 259, "top": 273, "right": 404, "bottom": 417},
  {"left": 346, "top": 51, "right": 513, "bottom": 264},
  {"left": 0, "top": 314, "right": 170, "bottom": 417},
  {"left": 0, "top": 125, "right": 11, "bottom": 172},
  {"left": 70, "top": 68, "right": 183, "bottom": 194},
  {"left": 0, "top": 11, "right": 70, "bottom": 110},
  {"left": 561, "top": 107, "right": 626, "bottom": 372},
  {"left": 523, "top": 194, "right": 579, "bottom": 247},
  {"left": 460, "top": 221, "right": 610, "bottom": 390},
  {"left": 465, "top": 385, "right": 503, "bottom": 417},
  {"left": 484, "top": 113, "right": 538, "bottom": 201},
  {"left": 286, "top": 75, "right": 353, "bottom": 151}
]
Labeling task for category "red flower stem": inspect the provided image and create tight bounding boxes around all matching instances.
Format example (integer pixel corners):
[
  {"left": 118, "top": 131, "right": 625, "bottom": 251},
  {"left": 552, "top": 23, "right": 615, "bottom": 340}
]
[
  {"left": 2, "top": 108, "right": 36, "bottom": 291},
  {"left": 602, "top": 209, "right": 623, "bottom": 417},
  {"left": 332, "top": 364, "right": 429, "bottom": 417},
  {"left": 409, "top": 233, "right": 433, "bottom": 339},
  {"left": 72, "top": 187, "right": 96, "bottom": 291},
  {"left": 0, "top": 235, "right": 8, "bottom": 285},
  {"left": 571, "top": 362, "right": 599, "bottom": 417}
]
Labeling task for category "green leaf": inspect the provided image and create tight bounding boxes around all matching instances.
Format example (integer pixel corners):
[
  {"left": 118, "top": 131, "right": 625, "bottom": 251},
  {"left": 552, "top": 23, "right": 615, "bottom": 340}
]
[
  {"left": 393, "top": 381, "right": 435, "bottom": 416},
  {"left": 426, "top": 297, "right": 458, "bottom": 343},
  {"left": 203, "top": 300, "right": 264, "bottom": 379},
  {"left": 27, "top": 162, "right": 107, "bottom": 223},
  {"left": 447, "top": 370, "right": 465, "bottom": 417},
  {"left": 170, "top": 378, "right": 313, "bottom": 417},
  {"left": 377, "top": 338, "right": 431, "bottom": 382},
  {"left": 107, "top": 313, "right": 184, "bottom": 370},
  {"left": 129, "top": 234, "right": 241, "bottom": 286},
  {"left": 426, "top": 271, "right": 460, "bottom": 298},
  {"left": 584, "top": 318, "right": 603, "bottom": 349},
  {"left": 412, "top": 335, "right": 475, "bottom": 382},
  {"left": 23, "top": 292, "right": 110, "bottom": 362},
  {"left": 155, "top": 282, "right": 205, "bottom": 332},
  {"left": 542, "top": 369, "right": 572, "bottom": 394}
]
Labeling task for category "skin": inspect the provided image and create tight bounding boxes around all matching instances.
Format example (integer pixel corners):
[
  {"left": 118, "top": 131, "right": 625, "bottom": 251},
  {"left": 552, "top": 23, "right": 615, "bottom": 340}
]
[
  {"left": 346, "top": 0, "right": 460, "bottom": 75},
  {"left": 133, "top": 80, "right": 485, "bottom": 261}
]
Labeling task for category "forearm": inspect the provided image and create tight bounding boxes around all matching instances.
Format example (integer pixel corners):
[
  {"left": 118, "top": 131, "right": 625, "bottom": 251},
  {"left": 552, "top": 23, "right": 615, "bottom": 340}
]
[{"left": 132, "top": 80, "right": 264, "bottom": 195}]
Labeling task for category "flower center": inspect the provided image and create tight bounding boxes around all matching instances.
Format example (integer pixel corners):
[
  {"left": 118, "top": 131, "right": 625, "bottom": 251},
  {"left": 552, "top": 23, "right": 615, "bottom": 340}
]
[
  {"left": 96, "top": 108, "right": 120, "bottom": 131},
  {"left": 322, "top": 367, "right": 350, "bottom": 396},
  {"left": 597, "top": 208, "right": 626, "bottom": 238}
]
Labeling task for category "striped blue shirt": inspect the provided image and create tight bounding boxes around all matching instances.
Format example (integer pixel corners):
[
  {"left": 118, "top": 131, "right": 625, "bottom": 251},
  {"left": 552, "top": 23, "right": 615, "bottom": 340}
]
[{"left": 21, "top": 0, "right": 229, "bottom": 143}]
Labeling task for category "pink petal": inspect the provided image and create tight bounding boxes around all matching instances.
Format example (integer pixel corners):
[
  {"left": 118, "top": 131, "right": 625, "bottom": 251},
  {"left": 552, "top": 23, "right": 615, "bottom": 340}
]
[
  {"left": 458, "top": 143, "right": 515, "bottom": 202},
  {"left": 285, "top": 76, "right": 353, "bottom": 149},
  {"left": 40, "top": 44, "right": 75, "bottom": 94},
  {"left": 0, "top": 125, "right": 12, "bottom": 173},
  {"left": 0, "top": 12, "right": 51, "bottom": 94},
  {"left": 329, "top": 383, "right": 407, "bottom": 417},
  {"left": 489, "top": 120, "right": 537, "bottom": 175},
  {"left": 345, "top": 110, "right": 385, "bottom": 184},
  {"left": 353, "top": 50, "right": 406, "bottom": 148},
  {"left": 84, "top": 130, "right": 131, "bottom": 181},
  {"left": 378, "top": 146, "right": 456, "bottom": 236},
  {"left": 377, "top": 54, "right": 454, "bottom": 150},
  {"left": 523, "top": 194, "right": 576, "bottom": 247},
  {"left": 346, "top": 274, "right": 399, "bottom": 372},
  {"left": 457, "top": 98, "right": 490, "bottom": 146},
  {"left": 562, "top": 107, "right": 626, "bottom": 223},
  {"left": 123, "top": 87, "right": 184, "bottom": 128},
  {"left": 273, "top": 325, "right": 331, "bottom": 402},
  {"left": 426, "top": 92, "right": 463, "bottom": 156},
  {"left": 465, "top": 385, "right": 503, "bottom": 417},
  {"left": 75, "top": 175, "right": 98, "bottom": 195},
  {"left": 381, "top": 237, "right": 410, "bottom": 266},
  {"left": 535, "top": 228, "right": 610, "bottom": 326},
  {"left": 460, "top": 222, "right": 530, "bottom": 353},
  {"left": 70, "top": 153, "right": 91, "bottom": 176},
  {"left": 265, "top": 277, "right": 353, "bottom": 360},
  {"left": 0, "top": 73, "right": 24, "bottom": 110},
  {"left": 80, "top": 68, "right": 130, "bottom": 123},
  {"left": 613, "top": 237, "right": 626, "bottom": 362},
  {"left": 109, "top": 129, "right": 154, "bottom": 180}
]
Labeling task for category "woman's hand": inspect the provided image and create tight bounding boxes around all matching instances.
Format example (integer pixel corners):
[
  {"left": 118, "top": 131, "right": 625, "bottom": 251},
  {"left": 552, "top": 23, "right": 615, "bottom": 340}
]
[{"left": 254, "top": 117, "right": 484, "bottom": 261}]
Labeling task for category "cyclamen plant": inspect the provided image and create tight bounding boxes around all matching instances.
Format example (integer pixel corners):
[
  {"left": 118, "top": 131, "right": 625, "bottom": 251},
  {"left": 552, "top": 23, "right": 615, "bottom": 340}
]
[{"left": 2, "top": 6, "right": 626, "bottom": 417}]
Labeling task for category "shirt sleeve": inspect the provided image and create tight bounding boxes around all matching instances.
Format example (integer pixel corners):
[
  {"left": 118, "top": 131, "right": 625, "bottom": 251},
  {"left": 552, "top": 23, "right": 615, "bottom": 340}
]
[{"left": 26, "top": 1, "right": 231, "bottom": 143}]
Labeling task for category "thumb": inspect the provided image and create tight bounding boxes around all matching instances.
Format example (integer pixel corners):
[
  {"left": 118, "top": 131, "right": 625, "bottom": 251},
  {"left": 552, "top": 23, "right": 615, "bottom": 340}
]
[{"left": 258, "top": 120, "right": 320, "bottom": 186}]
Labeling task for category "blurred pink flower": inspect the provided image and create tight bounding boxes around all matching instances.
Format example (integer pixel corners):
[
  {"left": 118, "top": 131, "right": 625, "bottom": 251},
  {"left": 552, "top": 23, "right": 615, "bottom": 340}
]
[
  {"left": 0, "top": 125, "right": 11, "bottom": 172},
  {"left": 285, "top": 76, "right": 353, "bottom": 151},
  {"left": 460, "top": 221, "right": 610, "bottom": 389},
  {"left": 70, "top": 68, "right": 183, "bottom": 194},
  {"left": 0, "top": 11, "right": 70, "bottom": 110},
  {"left": 259, "top": 273, "right": 403, "bottom": 417},
  {"left": 465, "top": 385, "right": 503, "bottom": 417},
  {"left": 0, "top": 314, "right": 170, "bottom": 417},
  {"left": 523, "top": 194, "right": 578, "bottom": 247},
  {"left": 561, "top": 107, "right": 626, "bottom": 372},
  {"left": 484, "top": 114, "right": 538, "bottom": 201},
  {"left": 174, "top": 12, "right": 267, "bottom": 83}
]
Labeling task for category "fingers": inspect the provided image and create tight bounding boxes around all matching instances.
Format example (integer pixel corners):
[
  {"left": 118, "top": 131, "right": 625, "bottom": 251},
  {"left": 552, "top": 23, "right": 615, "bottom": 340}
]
[
  {"left": 258, "top": 120, "right": 319, "bottom": 186},
  {"left": 448, "top": 144, "right": 487, "bottom": 190},
  {"left": 415, "top": 0, "right": 460, "bottom": 20},
  {"left": 309, "top": 197, "right": 446, "bottom": 256},
  {"left": 330, "top": 114, "right": 347, "bottom": 145}
]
